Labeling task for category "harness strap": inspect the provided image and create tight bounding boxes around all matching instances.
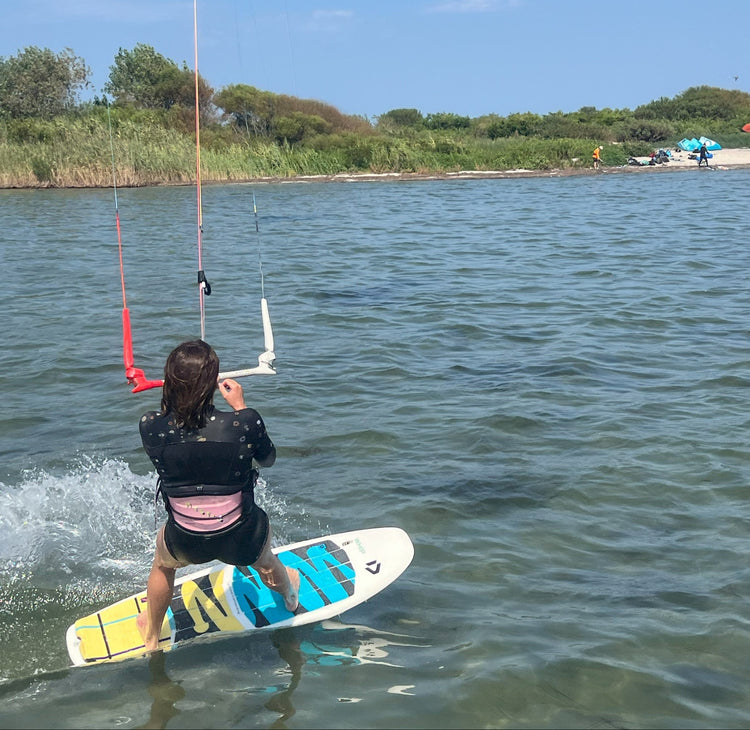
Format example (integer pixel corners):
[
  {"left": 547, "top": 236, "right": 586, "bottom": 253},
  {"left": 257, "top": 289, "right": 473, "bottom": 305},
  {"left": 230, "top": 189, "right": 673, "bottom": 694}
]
[
  {"left": 169, "top": 500, "right": 243, "bottom": 522},
  {"left": 154, "top": 476, "right": 163, "bottom": 529}
]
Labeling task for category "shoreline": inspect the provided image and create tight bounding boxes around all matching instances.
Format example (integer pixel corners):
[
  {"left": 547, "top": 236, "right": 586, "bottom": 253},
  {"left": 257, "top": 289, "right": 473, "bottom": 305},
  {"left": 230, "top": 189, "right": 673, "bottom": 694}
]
[
  {"left": 3, "top": 148, "right": 749, "bottom": 190},
  {"left": 252, "top": 146, "right": 750, "bottom": 185}
]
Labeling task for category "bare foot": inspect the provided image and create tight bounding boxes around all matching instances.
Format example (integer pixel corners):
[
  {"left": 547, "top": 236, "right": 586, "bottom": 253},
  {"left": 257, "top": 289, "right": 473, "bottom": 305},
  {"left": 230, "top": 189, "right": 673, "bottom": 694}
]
[
  {"left": 136, "top": 611, "right": 160, "bottom": 653},
  {"left": 284, "top": 567, "right": 300, "bottom": 612}
]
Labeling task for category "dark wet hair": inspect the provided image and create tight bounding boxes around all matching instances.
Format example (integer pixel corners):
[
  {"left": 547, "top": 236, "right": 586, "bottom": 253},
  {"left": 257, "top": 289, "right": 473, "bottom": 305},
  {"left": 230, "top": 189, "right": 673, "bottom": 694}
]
[{"left": 161, "top": 340, "right": 219, "bottom": 430}]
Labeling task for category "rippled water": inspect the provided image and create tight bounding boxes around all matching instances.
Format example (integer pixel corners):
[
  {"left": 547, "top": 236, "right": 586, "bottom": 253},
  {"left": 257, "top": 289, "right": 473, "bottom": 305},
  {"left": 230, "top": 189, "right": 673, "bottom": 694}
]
[{"left": 1, "top": 168, "right": 749, "bottom": 728}]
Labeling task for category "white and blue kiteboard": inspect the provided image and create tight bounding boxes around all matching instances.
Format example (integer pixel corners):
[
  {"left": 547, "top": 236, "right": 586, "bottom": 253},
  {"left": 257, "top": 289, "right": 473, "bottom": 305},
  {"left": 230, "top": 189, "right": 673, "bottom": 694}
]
[{"left": 66, "top": 526, "right": 414, "bottom": 667}]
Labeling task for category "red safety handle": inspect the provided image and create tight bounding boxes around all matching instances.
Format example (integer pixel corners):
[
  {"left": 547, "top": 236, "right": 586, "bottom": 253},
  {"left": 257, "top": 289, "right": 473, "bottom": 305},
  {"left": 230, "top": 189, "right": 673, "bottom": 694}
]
[{"left": 122, "top": 309, "right": 163, "bottom": 393}]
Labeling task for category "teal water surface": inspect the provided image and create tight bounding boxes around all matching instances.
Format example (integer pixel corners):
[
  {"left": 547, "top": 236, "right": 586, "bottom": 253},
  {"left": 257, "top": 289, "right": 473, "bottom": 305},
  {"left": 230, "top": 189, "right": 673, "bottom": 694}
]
[{"left": 1, "top": 167, "right": 749, "bottom": 728}]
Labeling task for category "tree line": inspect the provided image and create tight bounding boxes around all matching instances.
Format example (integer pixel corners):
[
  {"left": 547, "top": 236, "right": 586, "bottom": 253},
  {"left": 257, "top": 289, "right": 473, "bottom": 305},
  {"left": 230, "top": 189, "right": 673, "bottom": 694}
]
[{"left": 1, "top": 44, "right": 749, "bottom": 187}]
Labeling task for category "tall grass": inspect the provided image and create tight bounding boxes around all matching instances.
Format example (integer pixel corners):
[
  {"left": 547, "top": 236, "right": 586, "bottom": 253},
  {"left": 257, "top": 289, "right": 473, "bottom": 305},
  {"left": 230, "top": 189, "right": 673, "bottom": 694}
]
[
  {"left": 0, "top": 111, "right": 747, "bottom": 189},
  {"left": 0, "top": 117, "right": 195, "bottom": 187}
]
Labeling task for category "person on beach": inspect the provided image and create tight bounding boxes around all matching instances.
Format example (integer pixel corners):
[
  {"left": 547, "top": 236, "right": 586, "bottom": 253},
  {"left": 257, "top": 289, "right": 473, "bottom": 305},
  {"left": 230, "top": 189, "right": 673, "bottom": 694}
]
[
  {"left": 698, "top": 142, "right": 709, "bottom": 167},
  {"left": 592, "top": 145, "right": 603, "bottom": 169},
  {"left": 136, "top": 339, "right": 299, "bottom": 652}
]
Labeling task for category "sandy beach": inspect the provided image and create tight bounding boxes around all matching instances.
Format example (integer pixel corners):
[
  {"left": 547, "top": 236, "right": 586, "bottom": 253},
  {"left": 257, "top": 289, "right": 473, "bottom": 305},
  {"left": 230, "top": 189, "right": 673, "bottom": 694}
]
[{"left": 627, "top": 146, "right": 750, "bottom": 170}]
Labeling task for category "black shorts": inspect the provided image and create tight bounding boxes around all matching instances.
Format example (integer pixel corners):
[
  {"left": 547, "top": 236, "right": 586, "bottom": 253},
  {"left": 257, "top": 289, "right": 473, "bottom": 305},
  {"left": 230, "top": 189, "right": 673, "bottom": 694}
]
[{"left": 164, "top": 500, "right": 270, "bottom": 567}]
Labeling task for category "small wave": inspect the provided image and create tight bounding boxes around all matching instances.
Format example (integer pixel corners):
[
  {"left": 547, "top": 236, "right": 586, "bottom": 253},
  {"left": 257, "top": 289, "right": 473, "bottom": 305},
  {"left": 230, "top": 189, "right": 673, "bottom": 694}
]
[{"left": 0, "top": 456, "right": 156, "bottom": 587}]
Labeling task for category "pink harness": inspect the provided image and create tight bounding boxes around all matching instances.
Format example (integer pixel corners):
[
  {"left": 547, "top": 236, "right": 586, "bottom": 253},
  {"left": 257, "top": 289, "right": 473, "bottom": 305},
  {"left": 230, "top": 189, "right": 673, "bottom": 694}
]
[{"left": 168, "top": 492, "right": 243, "bottom": 532}]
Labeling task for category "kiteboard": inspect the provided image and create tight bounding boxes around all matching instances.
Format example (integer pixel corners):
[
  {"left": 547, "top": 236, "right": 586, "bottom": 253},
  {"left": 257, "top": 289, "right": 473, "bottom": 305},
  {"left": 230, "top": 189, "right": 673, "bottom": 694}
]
[{"left": 66, "top": 526, "right": 414, "bottom": 667}]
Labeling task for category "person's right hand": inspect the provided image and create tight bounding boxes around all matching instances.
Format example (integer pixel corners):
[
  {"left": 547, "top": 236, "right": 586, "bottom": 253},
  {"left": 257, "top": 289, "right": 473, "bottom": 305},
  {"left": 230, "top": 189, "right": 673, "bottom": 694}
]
[{"left": 218, "top": 378, "right": 246, "bottom": 411}]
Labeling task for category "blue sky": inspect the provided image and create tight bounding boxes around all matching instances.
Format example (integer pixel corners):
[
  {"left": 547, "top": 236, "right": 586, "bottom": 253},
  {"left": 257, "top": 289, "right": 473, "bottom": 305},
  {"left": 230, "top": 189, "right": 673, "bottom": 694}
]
[{"left": 3, "top": 0, "right": 749, "bottom": 120}]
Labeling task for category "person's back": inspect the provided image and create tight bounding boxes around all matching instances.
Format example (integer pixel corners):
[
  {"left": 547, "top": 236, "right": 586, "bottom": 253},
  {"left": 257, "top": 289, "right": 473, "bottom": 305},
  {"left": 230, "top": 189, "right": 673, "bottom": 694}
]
[
  {"left": 136, "top": 340, "right": 299, "bottom": 653},
  {"left": 141, "top": 403, "right": 273, "bottom": 532}
]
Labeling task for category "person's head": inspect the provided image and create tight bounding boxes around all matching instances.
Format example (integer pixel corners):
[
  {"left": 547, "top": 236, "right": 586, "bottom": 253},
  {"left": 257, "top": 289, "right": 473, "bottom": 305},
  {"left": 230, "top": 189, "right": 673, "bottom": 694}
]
[{"left": 161, "top": 339, "right": 220, "bottom": 429}]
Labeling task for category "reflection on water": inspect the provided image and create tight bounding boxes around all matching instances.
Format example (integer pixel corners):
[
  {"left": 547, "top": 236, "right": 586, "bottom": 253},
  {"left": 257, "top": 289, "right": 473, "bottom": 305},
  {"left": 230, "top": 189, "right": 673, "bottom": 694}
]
[
  {"left": 132, "top": 619, "right": 426, "bottom": 729},
  {"left": 264, "top": 630, "right": 305, "bottom": 728},
  {"left": 209, "top": 620, "right": 427, "bottom": 729},
  {"left": 137, "top": 653, "right": 185, "bottom": 730}
]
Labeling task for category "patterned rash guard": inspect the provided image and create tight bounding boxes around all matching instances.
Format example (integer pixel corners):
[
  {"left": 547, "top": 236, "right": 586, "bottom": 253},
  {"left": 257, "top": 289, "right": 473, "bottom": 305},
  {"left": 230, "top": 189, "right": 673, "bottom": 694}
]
[{"left": 139, "top": 405, "right": 275, "bottom": 533}]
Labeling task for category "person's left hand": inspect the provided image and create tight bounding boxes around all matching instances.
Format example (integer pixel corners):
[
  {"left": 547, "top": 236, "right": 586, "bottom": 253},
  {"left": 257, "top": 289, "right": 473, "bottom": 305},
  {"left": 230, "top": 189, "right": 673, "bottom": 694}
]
[{"left": 219, "top": 378, "right": 246, "bottom": 410}]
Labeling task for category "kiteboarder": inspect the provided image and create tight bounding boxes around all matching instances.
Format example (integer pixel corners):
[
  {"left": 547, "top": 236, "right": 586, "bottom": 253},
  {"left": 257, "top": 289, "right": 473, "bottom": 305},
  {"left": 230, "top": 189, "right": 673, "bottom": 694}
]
[
  {"left": 136, "top": 340, "right": 300, "bottom": 653},
  {"left": 698, "top": 142, "right": 710, "bottom": 167}
]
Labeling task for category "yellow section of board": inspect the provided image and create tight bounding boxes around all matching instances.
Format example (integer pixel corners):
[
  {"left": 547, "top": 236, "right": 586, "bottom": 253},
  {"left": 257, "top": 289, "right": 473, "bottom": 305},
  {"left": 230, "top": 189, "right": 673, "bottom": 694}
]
[
  {"left": 72, "top": 592, "right": 171, "bottom": 663},
  {"left": 179, "top": 567, "right": 245, "bottom": 635}
]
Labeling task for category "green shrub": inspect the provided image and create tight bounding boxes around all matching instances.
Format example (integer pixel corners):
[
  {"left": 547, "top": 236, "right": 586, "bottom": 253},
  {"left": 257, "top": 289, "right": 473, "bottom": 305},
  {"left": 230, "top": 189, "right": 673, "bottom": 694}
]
[
  {"left": 31, "top": 155, "right": 53, "bottom": 182},
  {"left": 8, "top": 118, "right": 56, "bottom": 143}
]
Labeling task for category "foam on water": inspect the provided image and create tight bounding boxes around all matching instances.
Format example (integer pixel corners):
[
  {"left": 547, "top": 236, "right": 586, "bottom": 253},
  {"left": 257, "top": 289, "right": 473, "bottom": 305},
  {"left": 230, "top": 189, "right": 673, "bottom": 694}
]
[{"left": 0, "top": 458, "right": 155, "bottom": 680}]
